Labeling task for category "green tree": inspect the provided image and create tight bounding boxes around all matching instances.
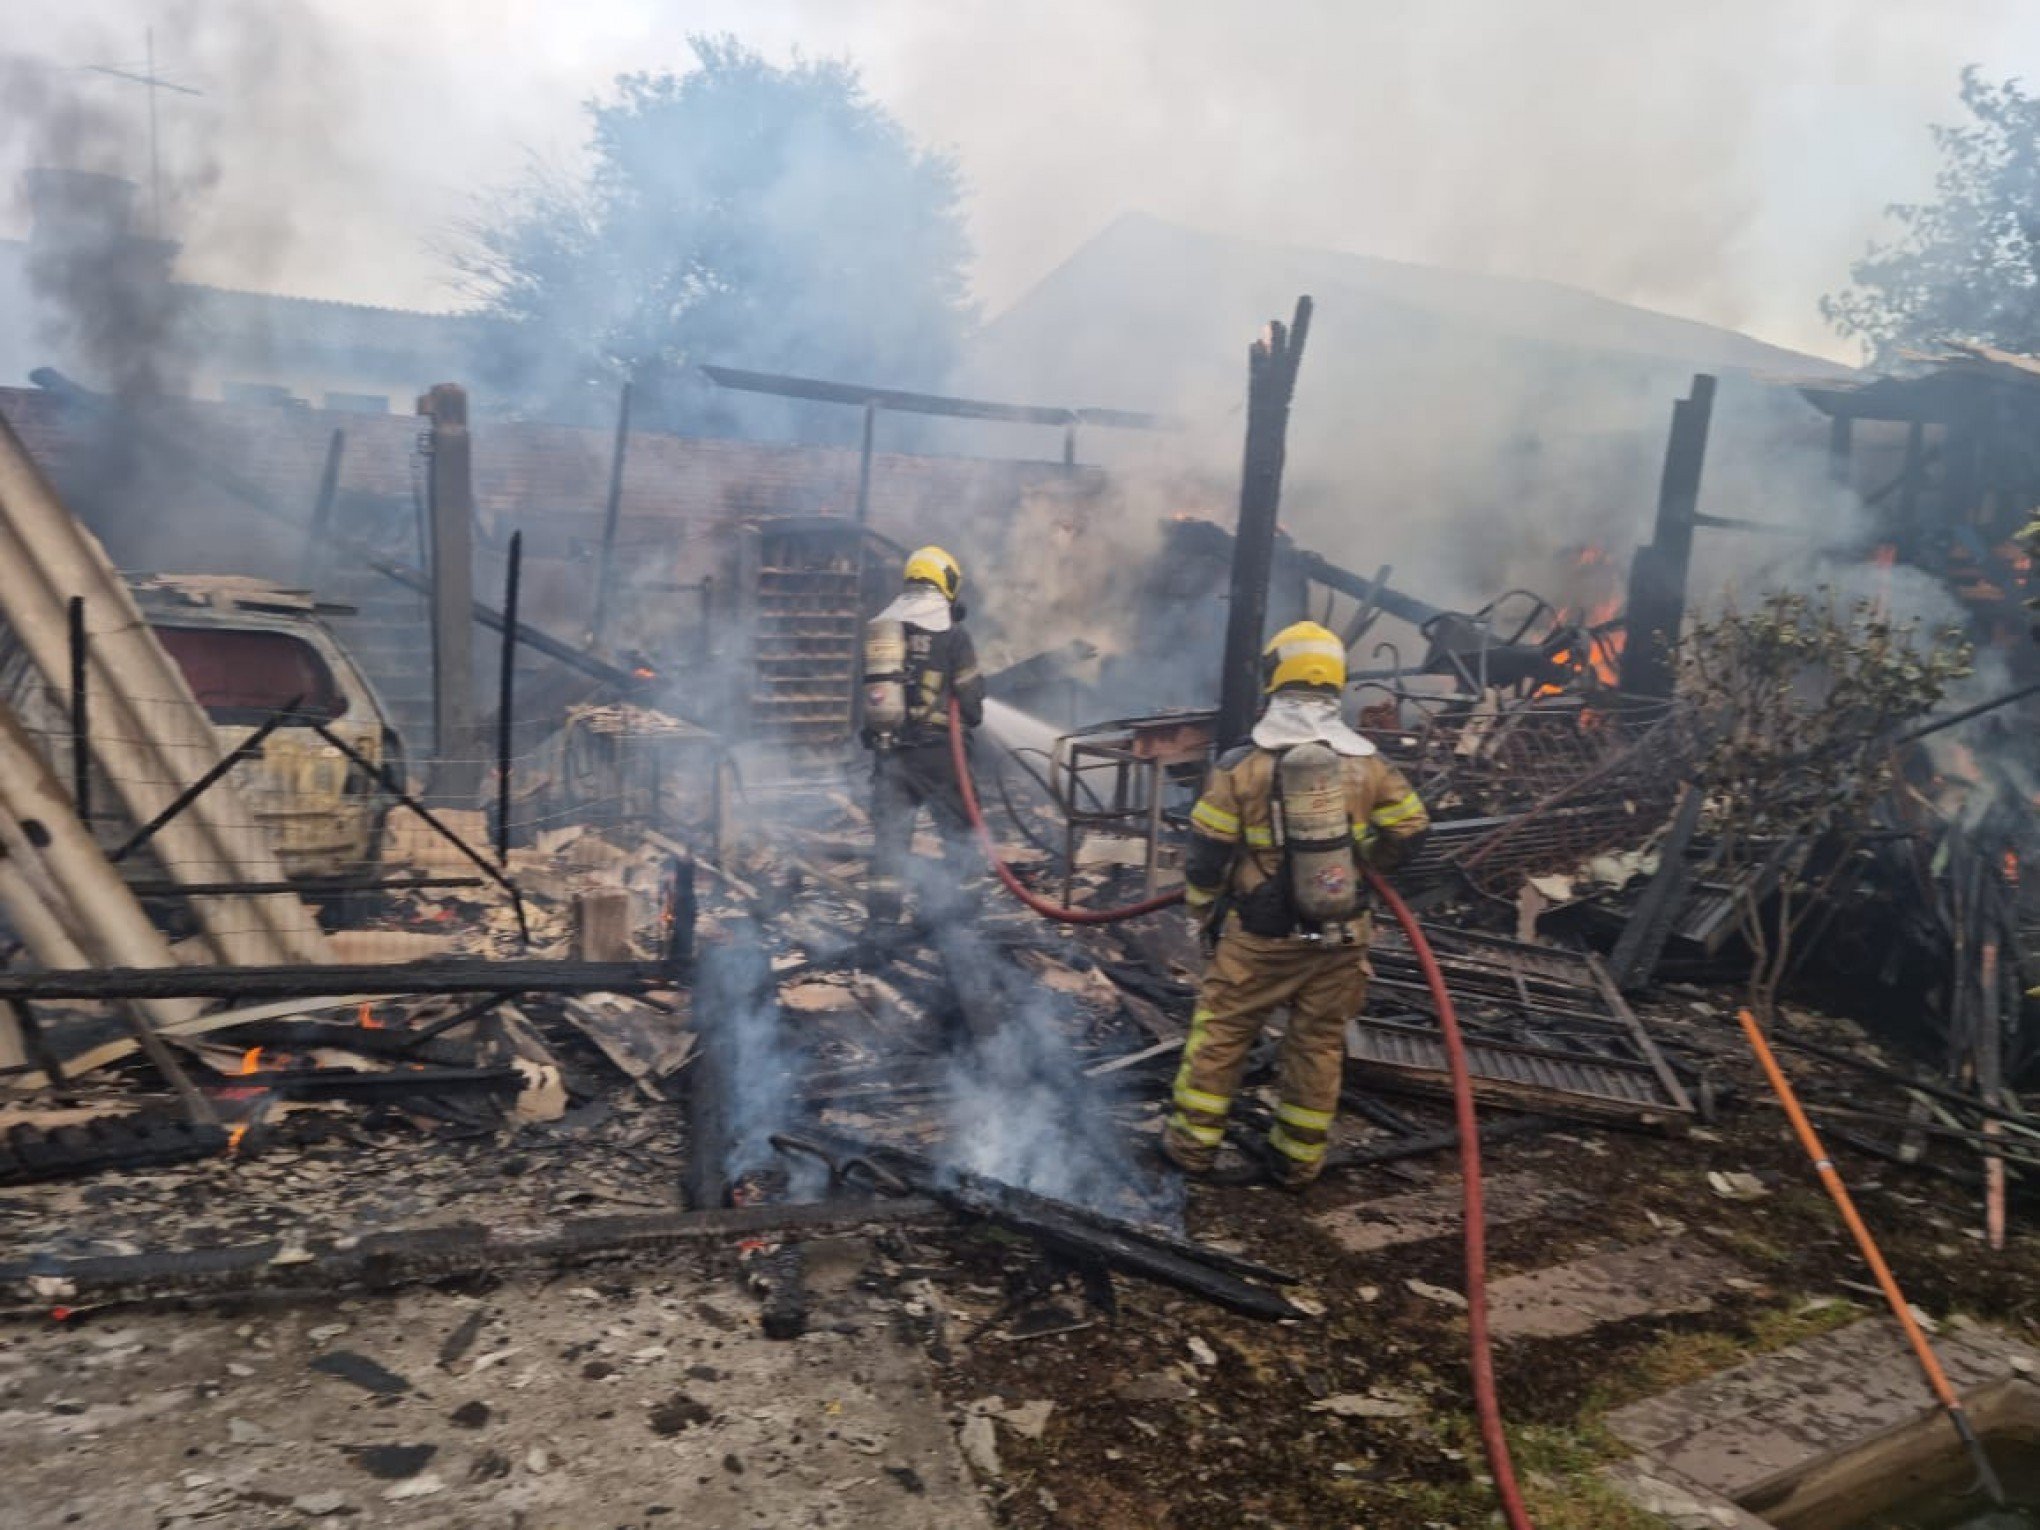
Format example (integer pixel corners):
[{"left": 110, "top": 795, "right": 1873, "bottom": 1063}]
[
  {"left": 1677, "top": 590, "right": 1970, "bottom": 1018},
  {"left": 459, "top": 36, "right": 974, "bottom": 425},
  {"left": 1823, "top": 68, "right": 2040, "bottom": 363}
]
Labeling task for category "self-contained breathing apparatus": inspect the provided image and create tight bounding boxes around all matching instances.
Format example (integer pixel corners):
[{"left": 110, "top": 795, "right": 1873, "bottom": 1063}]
[
  {"left": 862, "top": 618, "right": 909, "bottom": 746},
  {"left": 1208, "top": 741, "right": 1365, "bottom": 945}
]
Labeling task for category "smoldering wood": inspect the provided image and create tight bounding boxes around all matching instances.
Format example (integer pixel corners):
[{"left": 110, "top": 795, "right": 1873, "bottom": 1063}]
[
  {"left": 227, "top": 1019, "right": 477, "bottom": 1068},
  {"left": 0, "top": 1197, "right": 945, "bottom": 1311},
  {"left": 776, "top": 1128, "right": 1304, "bottom": 1321},
  {"left": 233, "top": 1065, "right": 523, "bottom": 1105},
  {"left": 686, "top": 933, "right": 777, "bottom": 1211}
]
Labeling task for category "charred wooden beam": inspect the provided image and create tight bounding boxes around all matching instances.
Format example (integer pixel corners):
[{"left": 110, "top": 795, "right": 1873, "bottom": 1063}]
[
  {"left": 0, "top": 960, "right": 675, "bottom": 1002},
  {"left": 1619, "top": 374, "right": 1716, "bottom": 700},
  {"left": 0, "top": 1198, "right": 943, "bottom": 1311},
  {"left": 1607, "top": 783, "right": 1705, "bottom": 991},
  {"left": 775, "top": 1128, "right": 1303, "bottom": 1321},
  {"left": 686, "top": 932, "right": 780, "bottom": 1210},
  {"left": 0, "top": 1115, "right": 230, "bottom": 1186},
  {"left": 1216, "top": 297, "right": 1313, "bottom": 748},
  {"left": 234, "top": 1065, "right": 521, "bottom": 1104}
]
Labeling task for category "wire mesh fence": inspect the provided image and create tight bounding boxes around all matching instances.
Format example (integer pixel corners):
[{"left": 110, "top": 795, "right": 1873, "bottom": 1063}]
[{"left": 0, "top": 667, "right": 717, "bottom": 955}]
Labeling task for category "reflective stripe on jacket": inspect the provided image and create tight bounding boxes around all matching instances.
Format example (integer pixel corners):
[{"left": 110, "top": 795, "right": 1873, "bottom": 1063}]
[{"left": 1183, "top": 745, "right": 1428, "bottom": 908}]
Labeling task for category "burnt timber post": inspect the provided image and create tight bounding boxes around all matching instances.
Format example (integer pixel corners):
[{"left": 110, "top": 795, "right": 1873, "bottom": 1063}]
[
  {"left": 1618, "top": 372, "right": 1715, "bottom": 701},
  {"left": 420, "top": 384, "right": 482, "bottom": 800},
  {"left": 1216, "top": 296, "right": 1313, "bottom": 748}
]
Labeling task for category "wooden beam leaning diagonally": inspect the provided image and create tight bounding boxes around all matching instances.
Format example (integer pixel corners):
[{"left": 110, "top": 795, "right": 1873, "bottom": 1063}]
[{"left": 0, "top": 409, "right": 327, "bottom": 965}]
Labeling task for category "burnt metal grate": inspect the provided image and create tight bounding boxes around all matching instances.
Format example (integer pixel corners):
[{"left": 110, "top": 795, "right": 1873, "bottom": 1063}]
[{"left": 1350, "top": 925, "right": 1695, "bottom": 1126}]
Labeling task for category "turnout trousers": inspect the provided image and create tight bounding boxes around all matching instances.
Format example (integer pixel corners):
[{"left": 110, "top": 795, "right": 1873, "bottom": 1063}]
[
  {"left": 1164, "top": 922, "right": 1370, "bottom": 1186},
  {"left": 868, "top": 741, "right": 977, "bottom": 924}
]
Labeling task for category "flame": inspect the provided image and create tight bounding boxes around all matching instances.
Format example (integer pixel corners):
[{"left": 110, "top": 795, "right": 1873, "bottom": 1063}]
[
  {"left": 238, "top": 1046, "right": 263, "bottom": 1075},
  {"left": 357, "top": 1001, "right": 381, "bottom": 1030},
  {"left": 632, "top": 666, "right": 657, "bottom": 681},
  {"left": 2004, "top": 850, "right": 2021, "bottom": 887},
  {"left": 226, "top": 1123, "right": 249, "bottom": 1157},
  {"left": 1574, "top": 544, "right": 1610, "bottom": 568}
]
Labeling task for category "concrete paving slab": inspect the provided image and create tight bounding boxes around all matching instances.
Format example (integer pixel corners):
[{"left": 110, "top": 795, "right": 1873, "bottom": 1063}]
[
  {"left": 1605, "top": 1317, "right": 2040, "bottom": 1503},
  {"left": 1487, "top": 1238, "right": 1748, "bottom": 1341},
  {"left": 1314, "top": 1170, "right": 1586, "bottom": 1254},
  {"left": 0, "top": 1236, "right": 993, "bottom": 1530}
]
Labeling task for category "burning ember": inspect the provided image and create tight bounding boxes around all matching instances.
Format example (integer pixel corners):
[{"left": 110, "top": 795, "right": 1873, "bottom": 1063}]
[{"left": 238, "top": 1046, "right": 264, "bottom": 1076}]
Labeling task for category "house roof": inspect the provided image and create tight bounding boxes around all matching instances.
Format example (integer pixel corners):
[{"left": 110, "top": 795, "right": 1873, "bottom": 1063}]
[
  {"left": 0, "top": 237, "right": 508, "bottom": 384},
  {"left": 960, "top": 212, "right": 1855, "bottom": 414}
]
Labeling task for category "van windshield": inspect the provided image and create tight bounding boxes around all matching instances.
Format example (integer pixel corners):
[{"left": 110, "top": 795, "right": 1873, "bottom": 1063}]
[{"left": 153, "top": 625, "right": 349, "bottom": 726}]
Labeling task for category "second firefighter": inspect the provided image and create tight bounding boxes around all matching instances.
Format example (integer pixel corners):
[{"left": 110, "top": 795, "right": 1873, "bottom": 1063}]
[
  {"left": 861, "top": 546, "right": 986, "bottom": 925},
  {"left": 1164, "top": 621, "right": 1429, "bottom": 1188}
]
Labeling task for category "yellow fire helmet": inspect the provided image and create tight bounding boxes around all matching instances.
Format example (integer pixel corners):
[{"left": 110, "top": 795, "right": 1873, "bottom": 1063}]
[
  {"left": 903, "top": 545, "right": 963, "bottom": 600},
  {"left": 1262, "top": 620, "right": 1347, "bottom": 693}
]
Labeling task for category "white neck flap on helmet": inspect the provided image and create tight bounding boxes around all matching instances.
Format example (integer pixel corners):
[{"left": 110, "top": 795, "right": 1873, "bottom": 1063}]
[{"left": 1251, "top": 692, "right": 1375, "bottom": 756}]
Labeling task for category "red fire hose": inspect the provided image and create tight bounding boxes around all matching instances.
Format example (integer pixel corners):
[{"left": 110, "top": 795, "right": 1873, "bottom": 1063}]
[
  {"left": 1369, "top": 869, "right": 1535, "bottom": 1530},
  {"left": 946, "top": 700, "right": 1536, "bottom": 1527},
  {"left": 947, "top": 698, "right": 1185, "bottom": 924}
]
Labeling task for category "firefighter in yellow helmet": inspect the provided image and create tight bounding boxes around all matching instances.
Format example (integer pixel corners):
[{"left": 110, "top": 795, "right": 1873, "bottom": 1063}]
[
  {"left": 861, "top": 546, "right": 986, "bottom": 925},
  {"left": 1163, "top": 621, "right": 1429, "bottom": 1189}
]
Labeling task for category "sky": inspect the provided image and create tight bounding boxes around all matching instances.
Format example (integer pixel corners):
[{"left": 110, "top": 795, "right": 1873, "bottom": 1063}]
[{"left": 7, "top": 0, "right": 2040, "bottom": 363}]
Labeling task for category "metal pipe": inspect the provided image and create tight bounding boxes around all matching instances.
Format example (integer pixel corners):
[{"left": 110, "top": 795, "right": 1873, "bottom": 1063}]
[
  {"left": 497, "top": 531, "right": 521, "bottom": 866},
  {"left": 305, "top": 718, "right": 530, "bottom": 946},
  {"left": 110, "top": 696, "right": 304, "bottom": 864}
]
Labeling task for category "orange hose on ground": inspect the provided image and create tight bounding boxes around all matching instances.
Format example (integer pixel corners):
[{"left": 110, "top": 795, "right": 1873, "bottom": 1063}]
[
  {"left": 944, "top": 699, "right": 1535, "bottom": 1525},
  {"left": 1736, "top": 1008, "right": 2004, "bottom": 1504}
]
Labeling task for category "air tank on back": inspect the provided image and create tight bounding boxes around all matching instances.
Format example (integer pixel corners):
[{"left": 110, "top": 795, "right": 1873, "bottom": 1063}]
[
  {"left": 862, "top": 619, "right": 908, "bottom": 739},
  {"left": 1278, "top": 741, "right": 1359, "bottom": 923}
]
